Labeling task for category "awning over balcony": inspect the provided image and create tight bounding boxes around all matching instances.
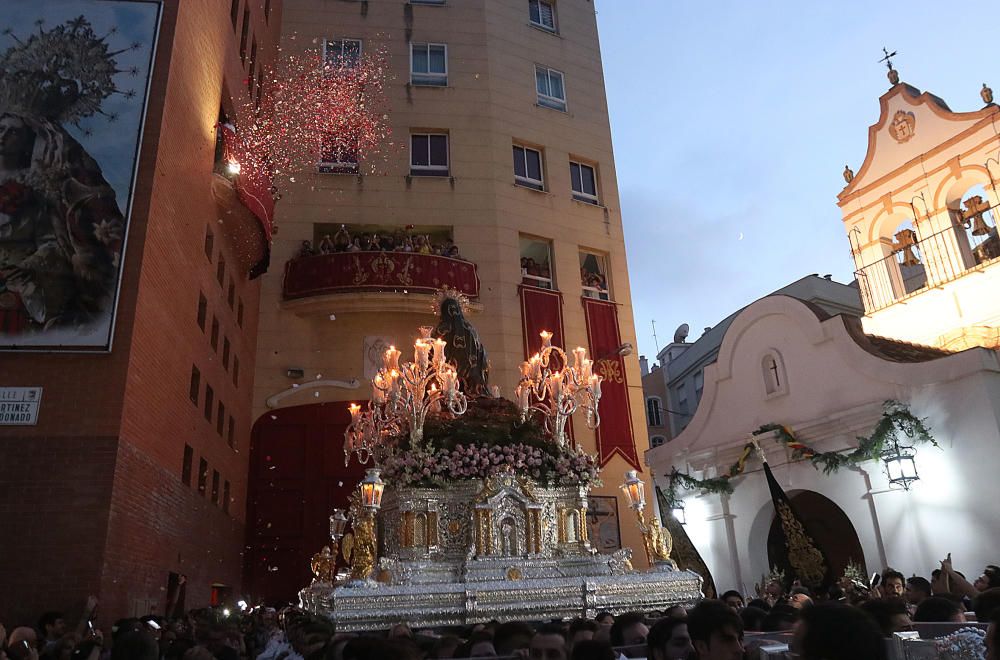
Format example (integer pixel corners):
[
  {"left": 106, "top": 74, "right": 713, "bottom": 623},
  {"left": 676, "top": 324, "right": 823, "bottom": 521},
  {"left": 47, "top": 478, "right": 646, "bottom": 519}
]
[{"left": 283, "top": 251, "right": 480, "bottom": 301}]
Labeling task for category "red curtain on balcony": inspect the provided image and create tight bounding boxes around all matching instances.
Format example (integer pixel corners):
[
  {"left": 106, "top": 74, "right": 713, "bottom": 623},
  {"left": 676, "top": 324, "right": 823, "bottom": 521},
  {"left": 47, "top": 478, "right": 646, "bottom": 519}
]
[
  {"left": 283, "top": 252, "right": 480, "bottom": 299},
  {"left": 583, "top": 298, "right": 639, "bottom": 470}
]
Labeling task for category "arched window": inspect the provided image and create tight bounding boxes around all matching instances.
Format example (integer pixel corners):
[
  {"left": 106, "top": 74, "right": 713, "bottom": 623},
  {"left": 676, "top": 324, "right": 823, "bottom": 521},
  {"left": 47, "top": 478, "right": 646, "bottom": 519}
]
[
  {"left": 646, "top": 397, "right": 663, "bottom": 426},
  {"left": 650, "top": 435, "right": 666, "bottom": 448},
  {"left": 955, "top": 184, "right": 998, "bottom": 267},
  {"left": 761, "top": 351, "right": 788, "bottom": 398}
]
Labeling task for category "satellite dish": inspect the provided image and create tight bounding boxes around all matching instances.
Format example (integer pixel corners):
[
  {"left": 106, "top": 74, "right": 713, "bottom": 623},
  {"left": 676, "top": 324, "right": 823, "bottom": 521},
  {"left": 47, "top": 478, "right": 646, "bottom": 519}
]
[{"left": 673, "top": 323, "right": 690, "bottom": 344}]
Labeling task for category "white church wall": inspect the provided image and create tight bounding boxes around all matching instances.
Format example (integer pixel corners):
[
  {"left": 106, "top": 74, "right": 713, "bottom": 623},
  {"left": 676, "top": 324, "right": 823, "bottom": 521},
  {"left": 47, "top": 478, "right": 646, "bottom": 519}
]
[
  {"left": 652, "top": 295, "right": 1000, "bottom": 596},
  {"left": 863, "top": 262, "right": 1000, "bottom": 348}
]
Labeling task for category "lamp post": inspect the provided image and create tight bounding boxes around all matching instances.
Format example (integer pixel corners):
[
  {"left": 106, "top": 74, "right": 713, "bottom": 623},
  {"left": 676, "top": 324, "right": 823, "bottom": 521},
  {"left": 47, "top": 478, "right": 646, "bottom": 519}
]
[
  {"left": 621, "top": 470, "right": 676, "bottom": 568},
  {"left": 348, "top": 469, "right": 386, "bottom": 585},
  {"left": 514, "top": 330, "right": 602, "bottom": 447}
]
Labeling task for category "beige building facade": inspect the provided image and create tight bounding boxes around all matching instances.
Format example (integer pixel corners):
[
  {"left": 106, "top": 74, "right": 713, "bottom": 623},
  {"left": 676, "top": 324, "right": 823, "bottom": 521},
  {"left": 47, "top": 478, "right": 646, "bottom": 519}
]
[{"left": 250, "top": 0, "right": 654, "bottom": 575}]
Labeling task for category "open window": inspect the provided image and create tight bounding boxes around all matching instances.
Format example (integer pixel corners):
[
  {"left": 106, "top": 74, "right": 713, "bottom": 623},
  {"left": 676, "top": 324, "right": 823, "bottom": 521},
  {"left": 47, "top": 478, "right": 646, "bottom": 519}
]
[
  {"left": 579, "top": 251, "right": 610, "bottom": 300},
  {"left": 520, "top": 236, "right": 554, "bottom": 289}
]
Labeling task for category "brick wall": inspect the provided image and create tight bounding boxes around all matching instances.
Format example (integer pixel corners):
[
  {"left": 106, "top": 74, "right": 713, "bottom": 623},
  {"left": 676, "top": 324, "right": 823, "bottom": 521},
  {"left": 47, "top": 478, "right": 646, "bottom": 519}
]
[
  {"left": 98, "top": 440, "right": 244, "bottom": 621},
  {"left": 0, "top": 436, "right": 116, "bottom": 626}
]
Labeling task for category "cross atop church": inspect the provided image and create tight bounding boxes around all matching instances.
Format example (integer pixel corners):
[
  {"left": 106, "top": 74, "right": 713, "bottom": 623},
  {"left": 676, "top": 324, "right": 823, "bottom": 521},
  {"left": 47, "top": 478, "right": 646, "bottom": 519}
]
[
  {"left": 879, "top": 47, "right": 900, "bottom": 85},
  {"left": 878, "top": 47, "right": 897, "bottom": 72}
]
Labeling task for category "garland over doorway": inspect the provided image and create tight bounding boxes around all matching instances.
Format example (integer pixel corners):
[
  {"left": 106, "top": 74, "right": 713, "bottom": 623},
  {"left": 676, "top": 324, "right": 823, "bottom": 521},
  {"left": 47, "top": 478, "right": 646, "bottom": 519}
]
[{"left": 662, "top": 400, "right": 937, "bottom": 499}]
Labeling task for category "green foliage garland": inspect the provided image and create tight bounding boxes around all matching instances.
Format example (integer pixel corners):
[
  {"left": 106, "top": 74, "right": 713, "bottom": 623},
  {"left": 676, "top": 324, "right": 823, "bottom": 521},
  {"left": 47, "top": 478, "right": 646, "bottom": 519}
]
[{"left": 665, "top": 400, "right": 936, "bottom": 497}]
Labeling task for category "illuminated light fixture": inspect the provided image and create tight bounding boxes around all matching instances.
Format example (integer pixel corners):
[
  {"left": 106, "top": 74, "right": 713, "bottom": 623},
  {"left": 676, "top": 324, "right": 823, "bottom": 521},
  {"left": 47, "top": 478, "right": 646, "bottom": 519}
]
[
  {"left": 329, "top": 508, "right": 349, "bottom": 541},
  {"left": 620, "top": 469, "right": 646, "bottom": 512},
  {"left": 226, "top": 159, "right": 241, "bottom": 176},
  {"left": 359, "top": 468, "right": 386, "bottom": 511},
  {"left": 237, "top": 599, "right": 248, "bottom": 610},
  {"left": 881, "top": 437, "right": 919, "bottom": 490}
]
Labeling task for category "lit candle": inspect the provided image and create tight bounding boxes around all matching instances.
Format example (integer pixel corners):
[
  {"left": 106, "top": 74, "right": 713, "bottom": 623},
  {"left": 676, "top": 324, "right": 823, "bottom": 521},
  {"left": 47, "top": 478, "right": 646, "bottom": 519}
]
[
  {"left": 582, "top": 359, "right": 593, "bottom": 380},
  {"left": 517, "top": 383, "right": 530, "bottom": 412},
  {"left": 348, "top": 403, "right": 361, "bottom": 422},
  {"left": 415, "top": 340, "right": 431, "bottom": 369},
  {"left": 384, "top": 346, "right": 401, "bottom": 371},
  {"left": 433, "top": 338, "right": 447, "bottom": 366},
  {"left": 548, "top": 372, "right": 563, "bottom": 399},
  {"left": 573, "top": 347, "right": 587, "bottom": 372},
  {"left": 520, "top": 361, "right": 532, "bottom": 378},
  {"left": 589, "top": 374, "right": 602, "bottom": 397},
  {"left": 539, "top": 330, "right": 553, "bottom": 347},
  {"left": 389, "top": 369, "right": 401, "bottom": 394},
  {"left": 530, "top": 354, "right": 542, "bottom": 379},
  {"left": 444, "top": 369, "right": 458, "bottom": 393}
]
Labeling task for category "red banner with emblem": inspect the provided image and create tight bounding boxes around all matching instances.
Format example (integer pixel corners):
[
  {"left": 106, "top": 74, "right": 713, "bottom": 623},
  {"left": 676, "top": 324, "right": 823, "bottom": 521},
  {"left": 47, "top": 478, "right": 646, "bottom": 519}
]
[{"left": 583, "top": 298, "right": 639, "bottom": 470}]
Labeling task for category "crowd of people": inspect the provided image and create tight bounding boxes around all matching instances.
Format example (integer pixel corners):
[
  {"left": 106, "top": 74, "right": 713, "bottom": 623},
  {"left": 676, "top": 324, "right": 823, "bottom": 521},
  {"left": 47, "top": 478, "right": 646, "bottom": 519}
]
[
  {"left": 3, "top": 560, "right": 998, "bottom": 660},
  {"left": 295, "top": 226, "right": 462, "bottom": 260}
]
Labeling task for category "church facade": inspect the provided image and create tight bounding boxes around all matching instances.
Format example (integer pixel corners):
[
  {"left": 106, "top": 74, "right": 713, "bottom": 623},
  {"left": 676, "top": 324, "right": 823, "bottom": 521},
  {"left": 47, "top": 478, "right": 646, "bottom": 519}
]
[{"left": 647, "top": 72, "right": 1000, "bottom": 593}]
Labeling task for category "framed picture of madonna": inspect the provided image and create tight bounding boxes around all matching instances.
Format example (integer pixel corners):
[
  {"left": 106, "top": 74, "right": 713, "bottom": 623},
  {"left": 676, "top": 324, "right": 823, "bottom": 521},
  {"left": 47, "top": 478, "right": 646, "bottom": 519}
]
[{"left": 0, "top": 0, "right": 161, "bottom": 351}]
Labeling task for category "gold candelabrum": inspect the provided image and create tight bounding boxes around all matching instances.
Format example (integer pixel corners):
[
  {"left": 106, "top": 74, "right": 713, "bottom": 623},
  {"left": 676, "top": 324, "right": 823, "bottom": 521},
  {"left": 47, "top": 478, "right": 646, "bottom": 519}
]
[
  {"left": 514, "top": 331, "right": 603, "bottom": 447},
  {"left": 310, "top": 507, "right": 350, "bottom": 586},
  {"left": 346, "top": 469, "right": 385, "bottom": 584},
  {"left": 345, "top": 326, "right": 469, "bottom": 465},
  {"left": 621, "top": 470, "right": 677, "bottom": 569}
]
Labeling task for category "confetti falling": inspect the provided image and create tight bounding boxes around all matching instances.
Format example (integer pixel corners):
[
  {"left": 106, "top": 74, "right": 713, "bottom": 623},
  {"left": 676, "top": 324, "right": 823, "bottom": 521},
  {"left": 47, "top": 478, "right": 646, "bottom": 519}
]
[{"left": 233, "top": 41, "right": 395, "bottom": 190}]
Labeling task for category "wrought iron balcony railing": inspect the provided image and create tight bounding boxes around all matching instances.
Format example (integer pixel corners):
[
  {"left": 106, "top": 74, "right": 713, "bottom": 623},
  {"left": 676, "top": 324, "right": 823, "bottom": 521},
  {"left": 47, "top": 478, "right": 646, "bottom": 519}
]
[{"left": 855, "top": 222, "right": 999, "bottom": 313}]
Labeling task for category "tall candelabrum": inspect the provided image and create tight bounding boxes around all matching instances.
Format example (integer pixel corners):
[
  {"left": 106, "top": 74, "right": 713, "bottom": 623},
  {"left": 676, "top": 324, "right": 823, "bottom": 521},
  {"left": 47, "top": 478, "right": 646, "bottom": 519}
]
[
  {"left": 514, "top": 331, "right": 603, "bottom": 447},
  {"left": 346, "top": 326, "right": 469, "bottom": 464}
]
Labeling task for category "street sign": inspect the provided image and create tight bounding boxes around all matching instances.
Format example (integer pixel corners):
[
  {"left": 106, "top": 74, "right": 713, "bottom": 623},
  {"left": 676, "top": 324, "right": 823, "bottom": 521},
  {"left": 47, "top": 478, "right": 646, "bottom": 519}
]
[{"left": 0, "top": 387, "right": 42, "bottom": 425}]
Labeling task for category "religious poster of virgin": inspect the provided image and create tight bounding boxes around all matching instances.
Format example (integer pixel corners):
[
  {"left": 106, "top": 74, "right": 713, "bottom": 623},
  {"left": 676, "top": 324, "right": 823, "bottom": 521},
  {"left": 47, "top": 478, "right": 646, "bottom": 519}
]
[{"left": 0, "top": 0, "right": 161, "bottom": 351}]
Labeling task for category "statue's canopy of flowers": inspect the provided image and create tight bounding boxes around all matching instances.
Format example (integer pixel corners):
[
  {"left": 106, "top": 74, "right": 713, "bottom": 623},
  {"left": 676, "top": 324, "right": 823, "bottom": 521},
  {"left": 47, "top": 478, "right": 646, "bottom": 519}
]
[{"left": 383, "top": 398, "right": 601, "bottom": 488}]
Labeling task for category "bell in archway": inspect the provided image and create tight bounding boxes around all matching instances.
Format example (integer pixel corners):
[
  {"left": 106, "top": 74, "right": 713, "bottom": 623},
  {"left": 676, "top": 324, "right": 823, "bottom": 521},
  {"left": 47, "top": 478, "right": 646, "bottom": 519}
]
[
  {"left": 894, "top": 228, "right": 921, "bottom": 266},
  {"left": 962, "top": 196, "right": 993, "bottom": 236}
]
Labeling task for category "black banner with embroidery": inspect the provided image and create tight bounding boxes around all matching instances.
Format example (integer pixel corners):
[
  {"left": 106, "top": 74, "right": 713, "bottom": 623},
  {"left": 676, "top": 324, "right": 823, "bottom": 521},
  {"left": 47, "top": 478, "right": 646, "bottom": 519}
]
[{"left": 762, "top": 461, "right": 831, "bottom": 589}]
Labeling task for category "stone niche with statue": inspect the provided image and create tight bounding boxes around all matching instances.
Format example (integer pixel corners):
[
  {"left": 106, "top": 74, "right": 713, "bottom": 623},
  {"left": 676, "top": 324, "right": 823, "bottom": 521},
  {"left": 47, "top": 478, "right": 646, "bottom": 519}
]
[{"left": 299, "top": 290, "right": 702, "bottom": 630}]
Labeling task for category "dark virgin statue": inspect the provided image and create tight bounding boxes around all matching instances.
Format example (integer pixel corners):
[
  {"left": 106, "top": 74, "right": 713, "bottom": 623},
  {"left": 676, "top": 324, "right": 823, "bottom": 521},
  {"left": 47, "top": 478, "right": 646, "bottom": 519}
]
[{"left": 435, "top": 292, "right": 489, "bottom": 397}]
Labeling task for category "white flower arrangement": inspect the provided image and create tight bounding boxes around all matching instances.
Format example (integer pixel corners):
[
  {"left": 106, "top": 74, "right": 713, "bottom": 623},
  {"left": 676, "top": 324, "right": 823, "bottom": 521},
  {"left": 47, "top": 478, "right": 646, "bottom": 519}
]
[{"left": 933, "top": 626, "right": 986, "bottom": 660}]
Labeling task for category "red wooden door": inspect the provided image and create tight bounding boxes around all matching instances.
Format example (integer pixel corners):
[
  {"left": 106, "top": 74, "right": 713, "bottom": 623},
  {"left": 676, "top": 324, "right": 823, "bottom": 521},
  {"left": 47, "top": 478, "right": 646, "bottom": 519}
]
[{"left": 243, "top": 402, "right": 366, "bottom": 605}]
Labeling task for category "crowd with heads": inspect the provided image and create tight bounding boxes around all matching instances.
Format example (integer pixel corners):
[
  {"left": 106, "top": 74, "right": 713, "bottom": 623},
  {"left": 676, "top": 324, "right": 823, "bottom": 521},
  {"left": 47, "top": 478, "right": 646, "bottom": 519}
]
[
  {"left": 296, "top": 226, "right": 461, "bottom": 260},
  {"left": 3, "top": 557, "right": 998, "bottom": 660}
]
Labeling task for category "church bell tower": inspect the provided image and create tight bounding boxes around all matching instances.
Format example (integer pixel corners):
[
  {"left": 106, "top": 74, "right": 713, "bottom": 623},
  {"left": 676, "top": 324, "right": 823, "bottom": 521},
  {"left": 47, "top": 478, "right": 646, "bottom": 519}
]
[{"left": 838, "top": 64, "right": 1000, "bottom": 350}]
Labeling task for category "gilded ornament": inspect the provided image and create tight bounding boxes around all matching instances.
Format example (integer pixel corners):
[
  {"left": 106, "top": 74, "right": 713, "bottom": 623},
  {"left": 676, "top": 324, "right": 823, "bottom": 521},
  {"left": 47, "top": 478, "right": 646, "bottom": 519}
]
[
  {"left": 776, "top": 500, "right": 826, "bottom": 587},
  {"left": 506, "top": 566, "right": 523, "bottom": 581},
  {"left": 310, "top": 546, "right": 336, "bottom": 584},
  {"left": 982, "top": 83, "right": 994, "bottom": 105}
]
